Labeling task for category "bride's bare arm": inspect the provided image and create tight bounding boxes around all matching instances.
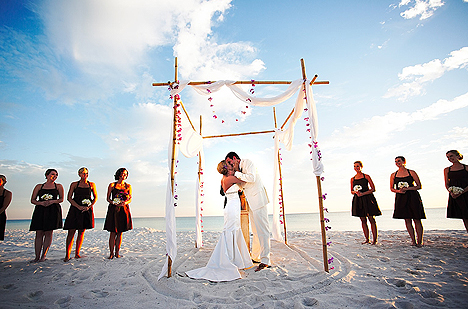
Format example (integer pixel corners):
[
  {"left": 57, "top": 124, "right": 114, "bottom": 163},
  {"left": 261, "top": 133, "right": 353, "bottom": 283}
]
[{"left": 222, "top": 176, "right": 245, "bottom": 192}]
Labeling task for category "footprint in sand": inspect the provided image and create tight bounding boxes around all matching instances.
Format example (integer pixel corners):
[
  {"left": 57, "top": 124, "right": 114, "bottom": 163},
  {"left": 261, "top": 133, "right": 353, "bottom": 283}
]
[
  {"left": 301, "top": 297, "right": 319, "bottom": 306},
  {"left": 387, "top": 278, "right": 408, "bottom": 287},
  {"left": 83, "top": 290, "right": 109, "bottom": 299},
  {"left": 55, "top": 295, "right": 72, "bottom": 308},
  {"left": 26, "top": 290, "right": 44, "bottom": 301},
  {"left": 2, "top": 283, "right": 16, "bottom": 290}
]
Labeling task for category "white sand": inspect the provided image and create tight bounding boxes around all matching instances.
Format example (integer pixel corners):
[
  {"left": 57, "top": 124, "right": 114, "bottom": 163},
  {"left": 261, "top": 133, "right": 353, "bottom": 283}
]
[{"left": 1, "top": 228, "right": 467, "bottom": 308}]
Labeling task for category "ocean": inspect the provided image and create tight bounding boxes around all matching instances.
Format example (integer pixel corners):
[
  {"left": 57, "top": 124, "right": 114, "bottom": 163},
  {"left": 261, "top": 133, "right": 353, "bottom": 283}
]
[{"left": 4, "top": 207, "right": 466, "bottom": 232}]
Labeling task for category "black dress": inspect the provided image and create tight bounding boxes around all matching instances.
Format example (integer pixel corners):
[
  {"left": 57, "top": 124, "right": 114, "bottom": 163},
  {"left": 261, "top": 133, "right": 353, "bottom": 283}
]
[
  {"left": 446, "top": 164, "right": 468, "bottom": 219},
  {"left": 351, "top": 175, "right": 381, "bottom": 217},
  {"left": 392, "top": 169, "right": 426, "bottom": 219},
  {"left": 63, "top": 182, "right": 95, "bottom": 230},
  {"left": 104, "top": 184, "right": 132, "bottom": 233},
  {"left": 29, "top": 183, "right": 63, "bottom": 231},
  {"left": 0, "top": 189, "right": 6, "bottom": 240}
]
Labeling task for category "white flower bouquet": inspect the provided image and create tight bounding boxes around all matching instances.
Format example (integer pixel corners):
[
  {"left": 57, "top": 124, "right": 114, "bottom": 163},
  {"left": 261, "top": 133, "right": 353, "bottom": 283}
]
[
  {"left": 353, "top": 185, "right": 362, "bottom": 192},
  {"left": 113, "top": 197, "right": 122, "bottom": 205},
  {"left": 82, "top": 199, "right": 92, "bottom": 206},
  {"left": 448, "top": 186, "right": 464, "bottom": 195},
  {"left": 397, "top": 182, "right": 409, "bottom": 189},
  {"left": 41, "top": 194, "right": 53, "bottom": 200}
]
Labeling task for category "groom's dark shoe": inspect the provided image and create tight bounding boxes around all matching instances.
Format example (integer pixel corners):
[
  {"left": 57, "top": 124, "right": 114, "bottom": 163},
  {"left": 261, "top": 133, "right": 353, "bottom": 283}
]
[{"left": 255, "top": 263, "right": 270, "bottom": 272}]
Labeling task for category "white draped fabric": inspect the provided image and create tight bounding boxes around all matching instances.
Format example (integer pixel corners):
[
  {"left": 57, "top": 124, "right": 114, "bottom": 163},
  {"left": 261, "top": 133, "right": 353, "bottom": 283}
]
[
  {"left": 158, "top": 79, "right": 323, "bottom": 279},
  {"left": 158, "top": 127, "right": 179, "bottom": 280},
  {"left": 271, "top": 131, "right": 283, "bottom": 241}
]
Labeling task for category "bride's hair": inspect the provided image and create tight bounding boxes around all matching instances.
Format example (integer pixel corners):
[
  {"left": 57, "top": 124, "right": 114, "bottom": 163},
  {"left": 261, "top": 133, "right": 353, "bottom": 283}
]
[{"left": 217, "top": 160, "right": 228, "bottom": 175}]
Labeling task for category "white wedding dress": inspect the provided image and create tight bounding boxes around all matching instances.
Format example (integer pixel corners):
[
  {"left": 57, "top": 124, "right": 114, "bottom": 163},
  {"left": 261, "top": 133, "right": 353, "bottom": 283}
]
[{"left": 186, "top": 183, "right": 253, "bottom": 281}]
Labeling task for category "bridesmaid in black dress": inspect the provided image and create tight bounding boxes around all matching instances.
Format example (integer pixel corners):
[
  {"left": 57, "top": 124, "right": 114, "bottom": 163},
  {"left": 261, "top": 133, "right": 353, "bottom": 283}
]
[
  {"left": 390, "top": 156, "right": 425, "bottom": 247},
  {"left": 0, "top": 175, "right": 13, "bottom": 241},
  {"left": 444, "top": 150, "right": 468, "bottom": 232},
  {"left": 104, "top": 168, "right": 132, "bottom": 259},
  {"left": 350, "top": 161, "right": 381, "bottom": 245},
  {"left": 30, "top": 169, "right": 64, "bottom": 262},
  {"left": 63, "top": 167, "right": 98, "bottom": 262}
]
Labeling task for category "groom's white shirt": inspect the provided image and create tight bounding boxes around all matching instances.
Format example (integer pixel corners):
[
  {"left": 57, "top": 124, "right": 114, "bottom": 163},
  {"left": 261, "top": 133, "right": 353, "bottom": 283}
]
[{"left": 234, "top": 159, "right": 269, "bottom": 210}]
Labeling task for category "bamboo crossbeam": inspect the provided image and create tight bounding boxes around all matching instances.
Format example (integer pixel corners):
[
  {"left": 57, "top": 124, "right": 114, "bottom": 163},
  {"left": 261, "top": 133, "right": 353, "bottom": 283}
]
[
  {"left": 152, "top": 80, "right": 328, "bottom": 87},
  {"left": 203, "top": 130, "right": 275, "bottom": 139}
]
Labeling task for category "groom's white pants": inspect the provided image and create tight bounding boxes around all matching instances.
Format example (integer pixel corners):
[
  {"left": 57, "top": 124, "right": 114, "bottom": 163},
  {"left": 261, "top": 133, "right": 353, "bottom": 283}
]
[{"left": 250, "top": 205, "right": 271, "bottom": 265}]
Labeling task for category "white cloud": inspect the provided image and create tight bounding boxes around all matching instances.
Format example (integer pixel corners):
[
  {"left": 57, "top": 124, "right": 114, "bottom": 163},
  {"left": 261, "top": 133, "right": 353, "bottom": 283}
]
[
  {"left": 38, "top": 0, "right": 179, "bottom": 71},
  {"left": 384, "top": 47, "right": 468, "bottom": 101},
  {"left": 326, "top": 91, "right": 468, "bottom": 150},
  {"left": 38, "top": 0, "right": 262, "bottom": 81},
  {"left": 2, "top": 0, "right": 262, "bottom": 105},
  {"left": 399, "top": 0, "right": 444, "bottom": 20},
  {"left": 102, "top": 102, "right": 173, "bottom": 162}
]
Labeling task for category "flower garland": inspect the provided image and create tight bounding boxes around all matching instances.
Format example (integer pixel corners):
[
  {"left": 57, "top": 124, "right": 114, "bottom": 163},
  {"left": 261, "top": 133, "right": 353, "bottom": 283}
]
[
  {"left": 198, "top": 157, "right": 205, "bottom": 233},
  {"left": 278, "top": 147, "right": 284, "bottom": 225},
  {"left": 203, "top": 81, "right": 252, "bottom": 124},
  {"left": 303, "top": 86, "right": 334, "bottom": 271},
  {"left": 173, "top": 160, "right": 179, "bottom": 207}
]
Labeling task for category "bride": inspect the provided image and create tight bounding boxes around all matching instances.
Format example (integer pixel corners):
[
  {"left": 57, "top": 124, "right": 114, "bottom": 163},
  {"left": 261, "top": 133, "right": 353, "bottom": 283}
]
[{"left": 186, "top": 160, "right": 253, "bottom": 281}]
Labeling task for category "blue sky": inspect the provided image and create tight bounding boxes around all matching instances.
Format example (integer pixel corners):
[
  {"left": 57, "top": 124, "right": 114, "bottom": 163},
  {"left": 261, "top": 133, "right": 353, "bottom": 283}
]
[{"left": 1, "top": 0, "right": 467, "bottom": 222}]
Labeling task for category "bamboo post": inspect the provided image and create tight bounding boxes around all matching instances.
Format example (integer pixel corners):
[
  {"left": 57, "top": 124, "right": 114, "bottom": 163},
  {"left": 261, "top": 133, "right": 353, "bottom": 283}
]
[
  {"left": 167, "top": 57, "right": 180, "bottom": 278},
  {"left": 316, "top": 176, "right": 329, "bottom": 272},
  {"left": 240, "top": 192, "right": 250, "bottom": 252},
  {"left": 273, "top": 108, "right": 288, "bottom": 244},
  {"left": 300, "top": 58, "right": 328, "bottom": 273}
]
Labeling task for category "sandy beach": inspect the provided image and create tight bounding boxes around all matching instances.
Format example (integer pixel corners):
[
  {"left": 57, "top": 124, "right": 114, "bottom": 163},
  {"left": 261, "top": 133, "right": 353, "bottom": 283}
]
[{"left": 1, "top": 228, "right": 467, "bottom": 308}]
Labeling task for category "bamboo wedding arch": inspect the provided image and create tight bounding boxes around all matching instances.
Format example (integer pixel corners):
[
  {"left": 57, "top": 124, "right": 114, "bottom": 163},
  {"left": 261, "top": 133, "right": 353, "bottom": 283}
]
[{"left": 153, "top": 58, "right": 329, "bottom": 278}]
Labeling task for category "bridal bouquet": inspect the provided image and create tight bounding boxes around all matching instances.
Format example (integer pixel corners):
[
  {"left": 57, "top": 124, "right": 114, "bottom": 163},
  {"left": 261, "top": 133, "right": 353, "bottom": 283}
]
[
  {"left": 353, "top": 185, "right": 362, "bottom": 192},
  {"left": 41, "top": 194, "right": 53, "bottom": 200},
  {"left": 448, "top": 186, "right": 464, "bottom": 194},
  {"left": 397, "top": 182, "right": 409, "bottom": 189},
  {"left": 82, "top": 199, "right": 92, "bottom": 206}
]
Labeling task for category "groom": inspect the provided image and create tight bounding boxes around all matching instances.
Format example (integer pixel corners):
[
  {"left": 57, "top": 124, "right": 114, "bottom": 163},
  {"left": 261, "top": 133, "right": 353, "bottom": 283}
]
[{"left": 225, "top": 152, "right": 270, "bottom": 271}]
